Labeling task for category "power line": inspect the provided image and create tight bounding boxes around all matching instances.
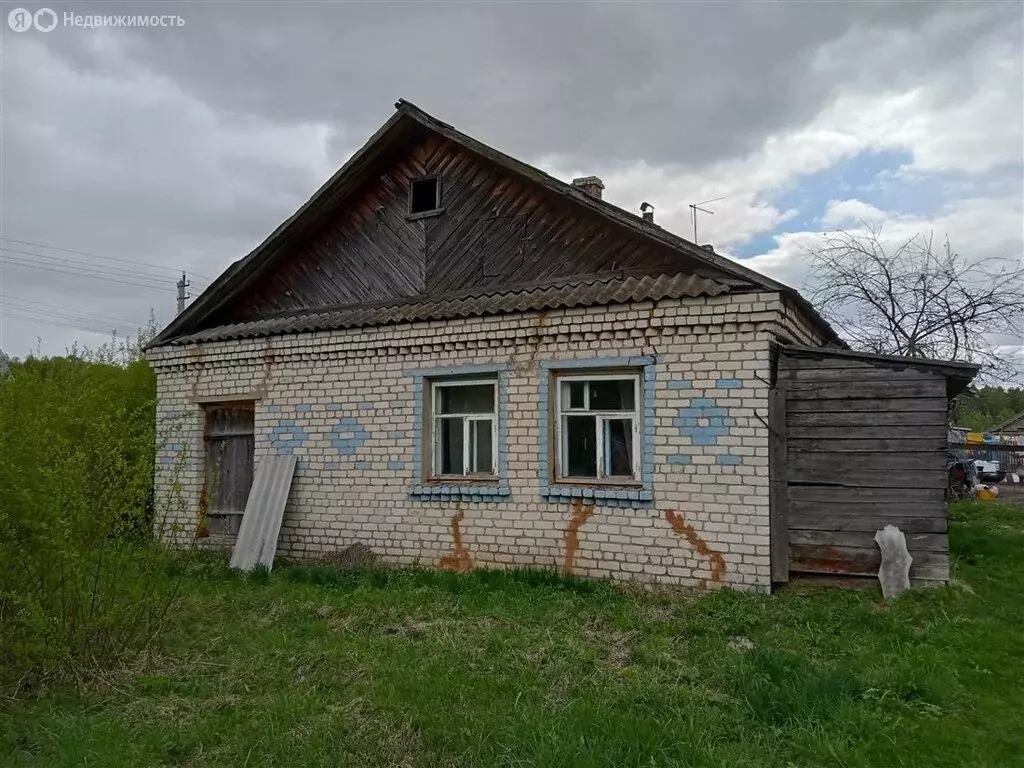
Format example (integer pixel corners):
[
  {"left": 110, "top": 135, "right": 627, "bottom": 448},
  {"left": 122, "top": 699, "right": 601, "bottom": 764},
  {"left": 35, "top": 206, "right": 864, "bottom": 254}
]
[
  {"left": 0, "top": 295, "right": 147, "bottom": 327},
  {"left": 2, "top": 301, "right": 143, "bottom": 328},
  {"left": 1, "top": 246, "right": 211, "bottom": 288},
  {"left": 0, "top": 236, "right": 215, "bottom": 281},
  {"left": 2, "top": 309, "right": 130, "bottom": 335},
  {"left": 0, "top": 305, "right": 134, "bottom": 331},
  {"left": 2, "top": 297, "right": 145, "bottom": 326},
  {"left": 0, "top": 256, "right": 177, "bottom": 291},
  {"left": 1, "top": 247, "right": 180, "bottom": 287}
]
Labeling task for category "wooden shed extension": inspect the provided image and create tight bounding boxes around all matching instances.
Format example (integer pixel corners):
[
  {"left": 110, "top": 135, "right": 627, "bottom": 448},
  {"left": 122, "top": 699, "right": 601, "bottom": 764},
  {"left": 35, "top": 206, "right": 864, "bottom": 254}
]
[{"left": 769, "top": 345, "right": 978, "bottom": 587}]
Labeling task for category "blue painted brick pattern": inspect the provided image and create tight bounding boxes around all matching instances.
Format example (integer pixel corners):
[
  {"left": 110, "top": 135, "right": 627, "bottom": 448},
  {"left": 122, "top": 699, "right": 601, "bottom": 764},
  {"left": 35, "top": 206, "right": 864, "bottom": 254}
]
[
  {"left": 330, "top": 417, "right": 370, "bottom": 455},
  {"left": 159, "top": 436, "right": 185, "bottom": 464},
  {"left": 409, "top": 485, "right": 512, "bottom": 501},
  {"left": 675, "top": 398, "right": 734, "bottom": 446},
  {"left": 354, "top": 461, "right": 372, "bottom": 470},
  {"left": 267, "top": 419, "right": 309, "bottom": 455},
  {"left": 668, "top": 375, "right": 745, "bottom": 466},
  {"left": 387, "top": 461, "right": 406, "bottom": 471}
]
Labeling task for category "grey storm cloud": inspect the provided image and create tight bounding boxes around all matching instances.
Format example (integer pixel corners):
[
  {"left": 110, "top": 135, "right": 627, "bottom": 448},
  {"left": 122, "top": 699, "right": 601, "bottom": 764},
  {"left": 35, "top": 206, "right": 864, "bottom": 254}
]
[
  {"left": 0, "top": 1, "right": 1020, "bottom": 357},
  {"left": 30, "top": 1, "right": 983, "bottom": 166}
]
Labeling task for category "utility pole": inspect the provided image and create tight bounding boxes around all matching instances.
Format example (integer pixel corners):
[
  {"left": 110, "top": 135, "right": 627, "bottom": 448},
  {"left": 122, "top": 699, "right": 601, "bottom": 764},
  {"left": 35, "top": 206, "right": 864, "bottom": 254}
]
[{"left": 176, "top": 272, "right": 191, "bottom": 315}]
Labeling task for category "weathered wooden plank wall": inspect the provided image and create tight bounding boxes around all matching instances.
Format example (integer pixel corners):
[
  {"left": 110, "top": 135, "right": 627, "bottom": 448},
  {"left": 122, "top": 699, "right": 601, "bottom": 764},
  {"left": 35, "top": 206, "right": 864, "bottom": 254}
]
[
  {"left": 217, "top": 127, "right": 734, "bottom": 325},
  {"left": 779, "top": 352, "right": 950, "bottom": 584},
  {"left": 768, "top": 387, "right": 789, "bottom": 583}
]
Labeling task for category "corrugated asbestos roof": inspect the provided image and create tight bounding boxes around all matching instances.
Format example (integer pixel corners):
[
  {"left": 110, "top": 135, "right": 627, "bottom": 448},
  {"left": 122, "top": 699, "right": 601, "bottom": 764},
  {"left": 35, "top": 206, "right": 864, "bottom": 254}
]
[
  {"left": 169, "top": 272, "right": 730, "bottom": 345},
  {"left": 229, "top": 454, "right": 297, "bottom": 571}
]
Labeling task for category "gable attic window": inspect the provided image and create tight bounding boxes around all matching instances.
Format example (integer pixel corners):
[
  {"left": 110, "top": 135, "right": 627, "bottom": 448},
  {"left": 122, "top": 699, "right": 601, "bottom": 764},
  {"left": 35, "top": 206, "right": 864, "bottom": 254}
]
[
  {"left": 202, "top": 403, "right": 255, "bottom": 535},
  {"left": 554, "top": 373, "right": 641, "bottom": 482},
  {"left": 409, "top": 176, "right": 442, "bottom": 216}
]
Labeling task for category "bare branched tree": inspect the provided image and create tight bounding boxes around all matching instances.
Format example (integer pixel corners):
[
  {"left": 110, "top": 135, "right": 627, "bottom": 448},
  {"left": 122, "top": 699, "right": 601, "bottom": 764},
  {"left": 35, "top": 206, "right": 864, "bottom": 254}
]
[{"left": 806, "top": 226, "right": 1023, "bottom": 381}]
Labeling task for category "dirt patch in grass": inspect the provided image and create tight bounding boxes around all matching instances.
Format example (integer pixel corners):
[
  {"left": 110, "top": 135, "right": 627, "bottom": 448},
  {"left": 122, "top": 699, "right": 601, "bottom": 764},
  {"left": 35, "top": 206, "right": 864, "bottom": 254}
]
[{"left": 311, "top": 543, "right": 380, "bottom": 569}]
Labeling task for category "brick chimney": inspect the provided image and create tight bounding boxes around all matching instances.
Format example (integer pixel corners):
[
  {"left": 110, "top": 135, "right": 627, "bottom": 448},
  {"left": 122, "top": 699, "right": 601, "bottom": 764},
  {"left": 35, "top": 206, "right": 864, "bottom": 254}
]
[{"left": 571, "top": 176, "right": 604, "bottom": 200}]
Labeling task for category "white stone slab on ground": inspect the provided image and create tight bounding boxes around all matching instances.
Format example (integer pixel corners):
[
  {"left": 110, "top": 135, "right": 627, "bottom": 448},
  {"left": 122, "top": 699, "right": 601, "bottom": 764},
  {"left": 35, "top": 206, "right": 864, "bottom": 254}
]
[{"left": 874, "top": 524, "right": 913, "bottom": 599}]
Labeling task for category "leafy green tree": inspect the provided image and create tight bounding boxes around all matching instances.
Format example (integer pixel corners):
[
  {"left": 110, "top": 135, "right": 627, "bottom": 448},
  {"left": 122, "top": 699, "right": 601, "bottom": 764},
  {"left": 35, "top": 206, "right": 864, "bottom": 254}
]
[
  {"left": 0, "top": 351, "right": 183, "bottom": 687},
  {"left": 953, "top": 387, "right": 1024, "bottom": 431}
]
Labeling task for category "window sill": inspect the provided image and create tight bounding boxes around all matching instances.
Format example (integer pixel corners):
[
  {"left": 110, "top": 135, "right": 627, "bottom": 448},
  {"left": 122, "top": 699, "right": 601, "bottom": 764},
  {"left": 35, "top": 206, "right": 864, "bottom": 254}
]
[
  {"left": 409, "top": 483, "right": 511, "bottom": 501},
  {"left": 406, "top": 208, "right": 446, "bottom": 221},
  {"left": 554, "top": 478, "right": 642, "bottom": 488},
  {"left": 424, "top": 475, "right": 499, "bottom": 485},
  {"left": 541, "top": 484, "right": 653, "bottom": 505}
]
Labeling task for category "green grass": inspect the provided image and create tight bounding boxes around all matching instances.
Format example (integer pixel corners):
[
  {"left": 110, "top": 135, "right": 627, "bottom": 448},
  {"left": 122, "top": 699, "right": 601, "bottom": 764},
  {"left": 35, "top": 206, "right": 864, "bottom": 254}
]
[{"left": 3, "top": 501, "right": 1023, "bottom": 767}]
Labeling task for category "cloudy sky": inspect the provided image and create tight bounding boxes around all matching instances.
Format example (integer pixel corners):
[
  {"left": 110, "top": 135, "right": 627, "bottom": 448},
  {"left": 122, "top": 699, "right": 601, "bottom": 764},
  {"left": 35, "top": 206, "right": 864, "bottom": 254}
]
[{"left": 1, "top": 0, "right": 1022, "bottom": 361}]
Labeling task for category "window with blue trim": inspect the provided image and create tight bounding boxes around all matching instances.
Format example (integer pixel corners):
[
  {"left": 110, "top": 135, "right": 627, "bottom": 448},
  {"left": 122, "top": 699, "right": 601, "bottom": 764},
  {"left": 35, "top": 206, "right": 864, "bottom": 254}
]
[
  {"left": 555, "top": 373, "right": 641, "bottom": 482},
  {"left": 429, "top": 378, "right": 498, "bottom": 479},
  {"left": 539, "top": 357, "right": 655, "bottom": 506},
  {"left": 407, "top": 363, "right": 511, "bottom": 501}
]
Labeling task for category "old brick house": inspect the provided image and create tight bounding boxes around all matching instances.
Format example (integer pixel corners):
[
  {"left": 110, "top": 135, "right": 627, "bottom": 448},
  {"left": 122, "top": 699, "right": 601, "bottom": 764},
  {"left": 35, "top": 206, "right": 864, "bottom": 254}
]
[{"left": 148, "top": 101, "right": 974, "bottom": 591}]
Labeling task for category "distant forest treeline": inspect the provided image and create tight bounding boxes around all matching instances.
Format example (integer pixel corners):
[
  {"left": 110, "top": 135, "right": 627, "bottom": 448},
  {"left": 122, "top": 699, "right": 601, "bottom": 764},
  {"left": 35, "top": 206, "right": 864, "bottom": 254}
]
[{"left": 954, "top": 387, "right": 1024, "bottom": 432}]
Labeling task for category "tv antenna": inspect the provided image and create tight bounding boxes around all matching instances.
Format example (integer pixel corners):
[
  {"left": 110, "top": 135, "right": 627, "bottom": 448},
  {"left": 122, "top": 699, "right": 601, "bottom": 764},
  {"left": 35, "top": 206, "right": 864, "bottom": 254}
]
[{"left": 688, "top": 195, "right": 727, "bottom": 243}]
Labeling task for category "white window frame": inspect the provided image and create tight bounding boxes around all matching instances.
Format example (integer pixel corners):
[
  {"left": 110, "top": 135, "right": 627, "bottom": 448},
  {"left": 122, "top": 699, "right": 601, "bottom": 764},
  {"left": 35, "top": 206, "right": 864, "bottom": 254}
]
[
  {"left": 429, "top": 378, "right": 498, "bottom": 479},
  {"left": 554, "top": 372, "right": 642, "bottom": 483}
]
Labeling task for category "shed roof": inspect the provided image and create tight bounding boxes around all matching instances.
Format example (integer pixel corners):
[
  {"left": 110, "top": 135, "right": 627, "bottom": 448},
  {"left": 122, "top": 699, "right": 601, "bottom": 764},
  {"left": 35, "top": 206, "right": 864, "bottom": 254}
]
[
  {"left": 150, "top": 100, "right": 840, "bottom": 348},
  {"left": 780, "top": 344, "right": 980, "bottom": 397}
]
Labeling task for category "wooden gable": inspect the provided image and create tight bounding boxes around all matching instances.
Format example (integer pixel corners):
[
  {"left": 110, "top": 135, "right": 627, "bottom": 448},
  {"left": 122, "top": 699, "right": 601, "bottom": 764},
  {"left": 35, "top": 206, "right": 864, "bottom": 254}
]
[
  {"left": 214, "top": 129, "right": 740, "bottom": 326},
  {"left": 155, "top": 100, "right": 838, "bottom": 347}
]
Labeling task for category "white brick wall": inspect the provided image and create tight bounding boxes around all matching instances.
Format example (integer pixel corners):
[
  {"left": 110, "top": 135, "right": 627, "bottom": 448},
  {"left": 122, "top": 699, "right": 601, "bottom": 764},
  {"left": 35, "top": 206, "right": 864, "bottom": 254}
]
[
  {"left": 777, "top": 295, "right": 832, "bottom": 347},
  {"left": 150, "top": 292, "right": 791, "bottom": 591}
]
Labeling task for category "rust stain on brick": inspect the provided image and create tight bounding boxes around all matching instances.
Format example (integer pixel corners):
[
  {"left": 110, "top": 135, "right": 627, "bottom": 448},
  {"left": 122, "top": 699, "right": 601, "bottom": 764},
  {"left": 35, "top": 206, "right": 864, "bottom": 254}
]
[
  {"left": 664, "top": 509, "right": 726, "bottom": 585},
  {"left": 439, "top": 503, "right": 472, "bottom": 573},
  {"left": 563, "top": 499, "right": 595, "bottom": 575}
]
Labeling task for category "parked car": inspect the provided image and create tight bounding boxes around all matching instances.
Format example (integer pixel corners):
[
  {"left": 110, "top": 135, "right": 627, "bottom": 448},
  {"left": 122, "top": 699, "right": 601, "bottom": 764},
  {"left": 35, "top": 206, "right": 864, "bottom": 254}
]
[{"left": 973, "top": 459, "right": 1006, "bottom": 484}]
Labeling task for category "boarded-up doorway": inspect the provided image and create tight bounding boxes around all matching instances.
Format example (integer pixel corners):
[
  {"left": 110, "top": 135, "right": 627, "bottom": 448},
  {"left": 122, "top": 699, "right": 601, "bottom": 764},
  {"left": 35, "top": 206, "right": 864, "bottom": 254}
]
[{"left": 203, "top": 403, "right": 255, "bottom": 535}]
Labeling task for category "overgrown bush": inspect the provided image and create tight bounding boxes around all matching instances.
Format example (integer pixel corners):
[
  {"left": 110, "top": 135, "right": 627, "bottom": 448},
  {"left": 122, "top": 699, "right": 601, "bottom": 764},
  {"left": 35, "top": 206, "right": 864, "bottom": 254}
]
[{"left": 0, "top": 352, "right": 180, "bottom": 690}]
